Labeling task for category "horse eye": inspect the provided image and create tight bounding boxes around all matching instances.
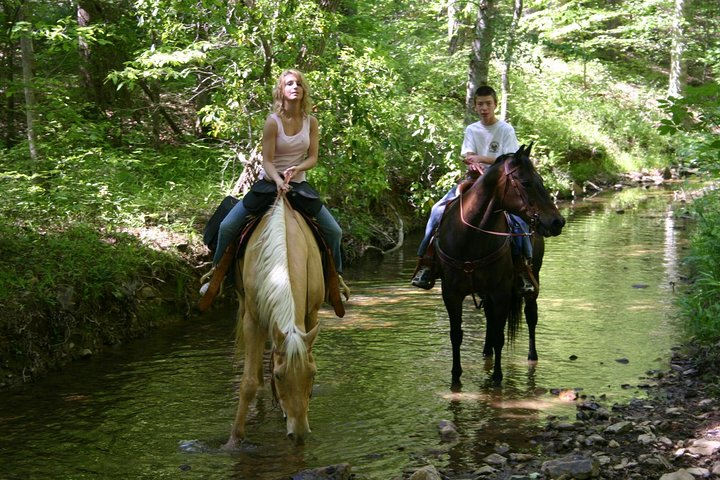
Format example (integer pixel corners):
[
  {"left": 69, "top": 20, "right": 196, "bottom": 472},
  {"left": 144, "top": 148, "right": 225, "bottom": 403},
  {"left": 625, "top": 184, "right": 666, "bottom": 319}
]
[
  {"left": 522, "top": 181, "right": 533, "bottom": 189},
  {"left": 274, "top": 373, "right": 282, "bottom": 381}
]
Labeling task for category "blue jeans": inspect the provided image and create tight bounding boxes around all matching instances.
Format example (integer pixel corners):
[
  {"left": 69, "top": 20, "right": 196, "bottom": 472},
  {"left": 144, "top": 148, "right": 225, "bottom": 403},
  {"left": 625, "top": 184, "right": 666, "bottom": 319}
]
[
  {"left": 213, "top": 200, "right": 344, "bottom": 273},
  {"left": 417, "top": 185, "right": 458, "bottom": 256},
  {"left": 507, "top": 215, "right": 533, "bottom": 258},
  {"left": 417, "top": 185, "right": 532, "bottom": 259}
]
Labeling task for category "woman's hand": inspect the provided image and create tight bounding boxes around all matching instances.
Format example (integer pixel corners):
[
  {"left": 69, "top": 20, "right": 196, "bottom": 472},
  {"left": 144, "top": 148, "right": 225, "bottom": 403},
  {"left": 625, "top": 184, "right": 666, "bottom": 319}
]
[
  {"left": 283, "top": 166, "right": 297, "bottom": 184},
  {"left": 274, "top": 176, "right": 290, "bottom": 192}
]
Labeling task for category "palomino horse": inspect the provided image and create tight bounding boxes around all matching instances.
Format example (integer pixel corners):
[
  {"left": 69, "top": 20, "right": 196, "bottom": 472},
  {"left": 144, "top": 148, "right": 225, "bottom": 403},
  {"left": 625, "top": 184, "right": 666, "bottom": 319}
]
[
  {"left": 435, "top": 144, "right": 565, "bottom": 386},
  {"left": 224, "top": 193, "right": 324, "bottom": 448}
]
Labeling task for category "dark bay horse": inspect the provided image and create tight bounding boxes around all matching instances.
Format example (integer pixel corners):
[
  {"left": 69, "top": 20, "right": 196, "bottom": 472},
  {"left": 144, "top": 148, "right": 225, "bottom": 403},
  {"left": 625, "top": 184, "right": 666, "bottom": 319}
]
[
  {"left": 224, "top": 194, "right": 324, "bottom": 448},
  {"left": 435, "top": 144, "right": 565, "bottom": 386}
]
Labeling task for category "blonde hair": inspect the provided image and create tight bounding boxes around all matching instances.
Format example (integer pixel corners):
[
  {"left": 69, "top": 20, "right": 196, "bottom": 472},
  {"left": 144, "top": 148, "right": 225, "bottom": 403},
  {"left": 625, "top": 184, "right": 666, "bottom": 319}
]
[{"left": 273, "top": 69, "right": 313, "bottom": 116}]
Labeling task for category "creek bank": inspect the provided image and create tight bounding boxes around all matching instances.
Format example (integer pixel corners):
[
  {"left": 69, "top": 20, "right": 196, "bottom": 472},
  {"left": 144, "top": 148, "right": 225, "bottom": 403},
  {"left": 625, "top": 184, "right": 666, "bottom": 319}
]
[
  {"left": 0, "top": 226, "right": 207, "bottom": 391},
  {"left": 399, "top": 344, "right": 720, "bottom": 480}
]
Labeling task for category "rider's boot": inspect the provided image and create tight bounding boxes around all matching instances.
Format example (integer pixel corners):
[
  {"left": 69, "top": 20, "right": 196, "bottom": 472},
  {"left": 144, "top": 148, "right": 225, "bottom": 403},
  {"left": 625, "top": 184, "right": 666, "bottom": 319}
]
[
  {"left": 198, "top": 244, "right": 235, "bottom": 312},
  {"left": 411, "top": 256, "right": 436, "bottom": 290}
]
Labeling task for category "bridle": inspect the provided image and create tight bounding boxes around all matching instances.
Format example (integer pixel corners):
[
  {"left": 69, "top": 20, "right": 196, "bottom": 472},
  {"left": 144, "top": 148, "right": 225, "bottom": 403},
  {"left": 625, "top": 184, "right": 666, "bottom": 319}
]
[
  {"left": 436, "top": 157, "right": 537, "bottom": 281},
  {"left": 269, "top": 346, "right": 283, "bottom": 406},
  {"left": 459, "top": 158, "right": 538, "bottom": 237}
]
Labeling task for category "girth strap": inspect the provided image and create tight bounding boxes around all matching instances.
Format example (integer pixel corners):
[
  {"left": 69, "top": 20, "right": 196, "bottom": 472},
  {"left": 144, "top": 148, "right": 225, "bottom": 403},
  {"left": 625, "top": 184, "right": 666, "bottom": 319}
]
[{"left": 436, "top": 236, "right": 511, "bottom": 274}]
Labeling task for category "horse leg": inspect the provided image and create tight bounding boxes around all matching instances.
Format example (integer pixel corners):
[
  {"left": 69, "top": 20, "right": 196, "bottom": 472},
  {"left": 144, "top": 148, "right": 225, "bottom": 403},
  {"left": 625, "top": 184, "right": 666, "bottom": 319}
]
[
  {"left": 442, "top": 290, "right": 465, "bottom": 386},
  {"left": 525, "top": 297, "right": 538, "bottom": 363},
  {"left": 224, "top": 311, "right": 265, "bottom": 450},
  {"left": 482, "top": 314, "right": 493, "bottom": 358},
  {"left": 484, "top": 298, "right": 508, "bottom": 385}
]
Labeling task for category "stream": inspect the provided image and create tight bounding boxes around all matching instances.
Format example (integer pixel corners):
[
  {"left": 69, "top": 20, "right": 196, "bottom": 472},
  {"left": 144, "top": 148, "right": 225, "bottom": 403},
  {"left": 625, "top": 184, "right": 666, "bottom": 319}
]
[{"left": 0, "top": 186, "right": 691, "bottom": 479}]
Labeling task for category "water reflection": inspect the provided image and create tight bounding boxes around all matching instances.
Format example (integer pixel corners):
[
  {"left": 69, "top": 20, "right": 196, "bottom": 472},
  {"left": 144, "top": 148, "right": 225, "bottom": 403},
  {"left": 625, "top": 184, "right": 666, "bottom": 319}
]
[{"left": 0, "top": 187, "right": 689, "bottom": 479}]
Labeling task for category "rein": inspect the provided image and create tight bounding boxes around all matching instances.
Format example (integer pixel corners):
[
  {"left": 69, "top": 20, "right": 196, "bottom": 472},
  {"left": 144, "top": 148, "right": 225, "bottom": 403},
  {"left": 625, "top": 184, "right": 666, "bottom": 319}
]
[{"left": 459, "top": 160, "right": 535, "bottom": 237}]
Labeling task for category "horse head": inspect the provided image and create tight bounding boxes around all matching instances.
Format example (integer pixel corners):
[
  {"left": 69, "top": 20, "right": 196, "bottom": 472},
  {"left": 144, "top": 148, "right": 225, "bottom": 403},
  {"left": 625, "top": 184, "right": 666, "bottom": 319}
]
[
  {"left": 271, "top": 323, "right": 319, "bottom": 445},
  {"left": 494, "top": 143, "right": 565, "bottom": 237}
]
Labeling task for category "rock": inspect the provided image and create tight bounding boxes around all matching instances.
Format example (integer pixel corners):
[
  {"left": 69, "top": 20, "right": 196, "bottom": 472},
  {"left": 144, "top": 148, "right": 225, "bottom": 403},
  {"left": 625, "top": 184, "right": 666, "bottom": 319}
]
[
  {"left": 584, "top": 434, "right": 606, "bottom": 446},
  {"left": 292, "top": 463, "right": 352, "bottom": 480},
  {"left": 659, "top": 469, "right": 695, "bottom": 480},
  {"left": 473, "top": 465, "right": 497, "bottom": 475},
  {"left": 687, "top": 439, "right": 720, "bottom": 456},
  {"left": 605, "top": 421, "right": 633, "bottom": 434},
  {"left": 494, "top": 442, "right": 510, "bottom": 454},
  {"left": 509, "top": 453, "right": 534, "bottom": 462},
  {"left": 638, "top": 432, "right": 656, "bottom": 444},
  {"left": 438, "top": 419, "right": 459, "bottom": 442},
  {"left": 541, "top": 454, "right": 599, "bottom": 479},
  {"left": 408, "top": 465, "right": 442, "bottom": 480},
  {"left": 483, "top": 453, "right": 507, "bottom": 466},
  {"left": 177, "top": 439, "right": 210, "bottom": 453}
]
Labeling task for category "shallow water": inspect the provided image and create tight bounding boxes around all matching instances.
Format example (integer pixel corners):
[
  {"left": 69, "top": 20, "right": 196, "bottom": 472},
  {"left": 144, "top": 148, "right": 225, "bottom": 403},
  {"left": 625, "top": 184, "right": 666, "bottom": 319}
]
[{"left": 0, "top": 187, "right": 691, "bottom": 479}]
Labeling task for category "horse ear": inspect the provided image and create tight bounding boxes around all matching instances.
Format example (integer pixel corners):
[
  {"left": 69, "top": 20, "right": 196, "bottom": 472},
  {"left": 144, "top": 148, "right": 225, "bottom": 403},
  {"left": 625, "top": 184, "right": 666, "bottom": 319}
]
[
  {"left": 526, "top": 142, "right": 534, "bottom": 157},
  {"left": 516, "top": 144, "right": 526, "bottom": 158},
  {"left": 303, "top": 324, "right": 320, "bottom": 352}
]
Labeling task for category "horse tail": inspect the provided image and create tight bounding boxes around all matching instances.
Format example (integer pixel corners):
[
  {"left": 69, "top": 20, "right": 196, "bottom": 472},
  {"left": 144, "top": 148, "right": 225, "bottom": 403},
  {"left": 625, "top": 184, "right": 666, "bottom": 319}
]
[
  {"left": 507, "top": 290, "right": 523, "bottom": 345},
  {"left": 254, "top": 195, "right": 308, "bottom": 369}
]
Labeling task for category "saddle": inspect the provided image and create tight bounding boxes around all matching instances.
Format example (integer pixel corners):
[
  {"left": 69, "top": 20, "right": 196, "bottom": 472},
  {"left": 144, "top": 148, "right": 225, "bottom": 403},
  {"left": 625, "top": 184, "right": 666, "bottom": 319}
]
[{"left": 234, "top": 208, "right": 346, "bottom": 318}]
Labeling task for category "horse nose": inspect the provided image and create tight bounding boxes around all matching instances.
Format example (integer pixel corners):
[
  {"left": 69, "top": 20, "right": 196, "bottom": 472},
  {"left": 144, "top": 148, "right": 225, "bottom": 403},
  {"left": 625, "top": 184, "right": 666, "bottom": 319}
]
[{"left": 287, "top": 432, "right": 306, "bottom": 445}]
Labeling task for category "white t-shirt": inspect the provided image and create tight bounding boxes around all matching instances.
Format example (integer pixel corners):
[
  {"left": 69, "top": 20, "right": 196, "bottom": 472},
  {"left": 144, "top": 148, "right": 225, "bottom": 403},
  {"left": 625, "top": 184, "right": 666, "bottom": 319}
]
[{"left": 461, "top": 119, "right": 519, "bottom": 159}]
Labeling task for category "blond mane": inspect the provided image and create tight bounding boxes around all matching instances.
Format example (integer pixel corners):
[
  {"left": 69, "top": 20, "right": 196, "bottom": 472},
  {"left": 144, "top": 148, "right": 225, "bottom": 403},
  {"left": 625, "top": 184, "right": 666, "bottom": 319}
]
[{"left": 253, "top": 195, "right": 309, "bottom": 369}]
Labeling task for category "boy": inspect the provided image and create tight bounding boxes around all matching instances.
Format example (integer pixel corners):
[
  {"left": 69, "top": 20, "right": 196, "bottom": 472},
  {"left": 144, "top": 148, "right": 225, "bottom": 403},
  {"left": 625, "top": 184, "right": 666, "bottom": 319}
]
[{"left": 411, "top": 85, "right": 533, "bottom": 293}]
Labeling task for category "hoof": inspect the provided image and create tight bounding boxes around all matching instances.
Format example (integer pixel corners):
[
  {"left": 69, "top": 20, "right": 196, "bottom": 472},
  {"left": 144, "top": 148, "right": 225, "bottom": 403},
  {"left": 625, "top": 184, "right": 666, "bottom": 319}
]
[{"left": 221, "top": 438, "right": 242, "bottom": 451}]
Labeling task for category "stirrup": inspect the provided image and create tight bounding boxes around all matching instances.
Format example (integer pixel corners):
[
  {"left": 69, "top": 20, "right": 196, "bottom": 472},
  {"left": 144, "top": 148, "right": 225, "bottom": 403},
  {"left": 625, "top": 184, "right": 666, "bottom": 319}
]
[
  {"left": 411, "top": 265, "right": 435, "bottom": 290},
  {"left": 338, "top": 275, "right": 350, "bottom": 301},
  {"left": 200, "top": 266, "right": 215, "bottom": 286}
]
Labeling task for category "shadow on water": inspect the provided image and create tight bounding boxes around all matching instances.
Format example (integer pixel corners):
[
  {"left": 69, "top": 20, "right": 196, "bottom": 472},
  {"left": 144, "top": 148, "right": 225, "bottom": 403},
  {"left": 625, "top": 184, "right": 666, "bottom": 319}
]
[{"left": 0, "top": 186, "right": 693, "bottom": 479}]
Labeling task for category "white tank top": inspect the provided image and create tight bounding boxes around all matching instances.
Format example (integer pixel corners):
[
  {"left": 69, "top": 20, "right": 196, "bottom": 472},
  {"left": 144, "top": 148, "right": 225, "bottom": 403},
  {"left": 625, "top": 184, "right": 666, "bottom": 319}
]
[{"left": 260, "top": 113, "right": 310, "bottom": 183}]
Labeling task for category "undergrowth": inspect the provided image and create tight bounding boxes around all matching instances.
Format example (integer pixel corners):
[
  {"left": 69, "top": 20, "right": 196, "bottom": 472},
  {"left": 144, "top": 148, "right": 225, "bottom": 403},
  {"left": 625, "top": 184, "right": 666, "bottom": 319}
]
[{"left": 678, "top": 189, "right": 720, "bottom": 346}]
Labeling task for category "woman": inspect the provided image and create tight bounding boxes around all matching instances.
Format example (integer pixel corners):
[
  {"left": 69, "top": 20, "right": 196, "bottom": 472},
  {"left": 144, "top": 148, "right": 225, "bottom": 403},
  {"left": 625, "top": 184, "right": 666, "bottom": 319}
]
[{"left": 200, "top": 69, "right": 349, "bottom": 309}]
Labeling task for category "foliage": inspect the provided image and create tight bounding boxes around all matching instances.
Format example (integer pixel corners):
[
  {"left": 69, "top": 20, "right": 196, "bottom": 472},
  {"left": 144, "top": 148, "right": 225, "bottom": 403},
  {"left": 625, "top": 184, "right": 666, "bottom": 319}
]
[
  {"left": 678, "top": 189, "right": 720, "bottom": 345},
  {"left": 658, "top": 83, "right": 720, "bottom": 172}
]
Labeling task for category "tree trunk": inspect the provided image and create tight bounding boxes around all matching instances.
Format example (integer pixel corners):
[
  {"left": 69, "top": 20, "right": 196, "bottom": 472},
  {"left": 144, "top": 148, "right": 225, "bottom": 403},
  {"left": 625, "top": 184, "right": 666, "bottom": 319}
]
[
  {"left": 668, "top": 0, "right": 688, "bottom": 98},
  {"left": 2, "top": 1, "right": 20, "bottom": 148},
  {"left": 76, "top": 0, "right": 131, "bottom": 112},
  {"left": 466, "top": 0, "right": 495, "bottom": 123},
  {"left": 193, "top": 20, "right": 210, "bottom": 137},
  {"left": 447, "top": 0, "right": 461, "bottom": 55},
  {"left": 500, "top": 0, "right": 522, "bottom": 122},
  {"left": 19, "top": 0, "right": 38, "bottom": 164},
  {"left": 139, "top": 79, "right": 184, "bottom": 139},
  {"left": 77, "top": 1, "right": 103, "bottom": 107}
]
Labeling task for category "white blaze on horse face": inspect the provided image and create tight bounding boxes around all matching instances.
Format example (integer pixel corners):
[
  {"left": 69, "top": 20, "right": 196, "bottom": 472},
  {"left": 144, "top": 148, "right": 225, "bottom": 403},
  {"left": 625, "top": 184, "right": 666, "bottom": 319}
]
[{"left": 272, "top": 352, "right": 316, "bottom": 442}]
